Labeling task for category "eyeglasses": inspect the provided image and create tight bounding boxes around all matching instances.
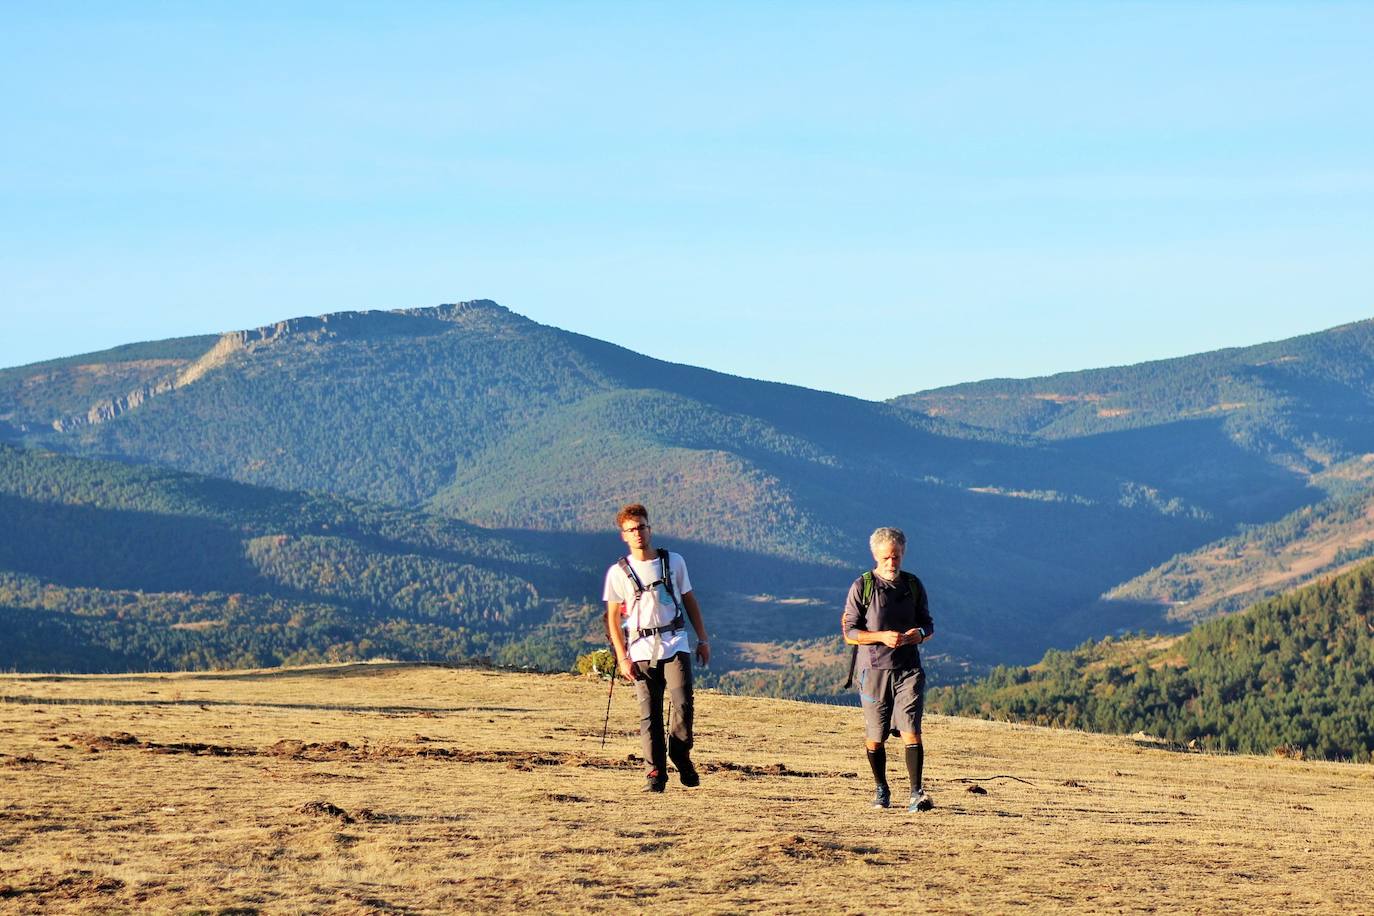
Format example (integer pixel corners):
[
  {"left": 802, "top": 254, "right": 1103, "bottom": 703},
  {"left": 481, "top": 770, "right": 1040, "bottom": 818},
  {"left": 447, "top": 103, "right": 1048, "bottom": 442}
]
[{"left": 621, "top": 524, "right": 650, "bottom": 535}]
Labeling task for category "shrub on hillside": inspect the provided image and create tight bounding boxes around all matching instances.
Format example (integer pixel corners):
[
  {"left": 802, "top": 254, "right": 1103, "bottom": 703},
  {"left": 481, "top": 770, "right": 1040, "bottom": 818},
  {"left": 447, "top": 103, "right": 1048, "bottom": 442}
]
[{"left": 574, "top": 649, "right": 616, "bottom": 678}]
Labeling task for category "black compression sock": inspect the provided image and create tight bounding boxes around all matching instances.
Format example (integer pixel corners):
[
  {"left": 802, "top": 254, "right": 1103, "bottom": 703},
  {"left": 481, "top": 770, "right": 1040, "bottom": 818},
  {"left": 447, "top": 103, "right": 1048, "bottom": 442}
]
[
  {"left": 866, "top": 745, "right": 887, "bottom": 786},
  {"left": 904, "top": 743, "right": 924, "bottom": 794}
]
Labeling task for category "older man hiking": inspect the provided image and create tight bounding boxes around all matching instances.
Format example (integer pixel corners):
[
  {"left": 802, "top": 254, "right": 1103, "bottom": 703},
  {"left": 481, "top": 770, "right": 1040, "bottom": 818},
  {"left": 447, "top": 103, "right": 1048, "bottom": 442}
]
[
  {"left": 841, "top": 526, "right": 936, "bottom": 812},
  {"left": 605, "top": 503, "right": 711, "bottom": 792}
]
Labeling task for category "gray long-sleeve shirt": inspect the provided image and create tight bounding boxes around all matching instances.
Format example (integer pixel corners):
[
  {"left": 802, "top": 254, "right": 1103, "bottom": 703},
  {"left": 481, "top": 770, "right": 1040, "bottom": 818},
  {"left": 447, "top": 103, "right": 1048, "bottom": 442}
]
[{"left": 841, "top": 571, "right": 934, "bottom": 671}]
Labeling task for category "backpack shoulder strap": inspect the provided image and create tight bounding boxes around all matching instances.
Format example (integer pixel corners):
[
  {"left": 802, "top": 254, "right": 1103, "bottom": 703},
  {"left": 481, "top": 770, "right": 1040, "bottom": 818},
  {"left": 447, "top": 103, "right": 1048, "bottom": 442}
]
[
  {"left": 842, "top": 571, "right": 873, "bottom": 649},
  {"left": 843, "top": 571, "right": 875, "bottom": 689},
  {"left": 617, "top": 556, "right": 646, "bottom": 598},
  {"left": 657, "top": 548, "right": 684, "bottom": 619},
  {"left": 657, "top": 548, "right": 676, "bottom": 598}
]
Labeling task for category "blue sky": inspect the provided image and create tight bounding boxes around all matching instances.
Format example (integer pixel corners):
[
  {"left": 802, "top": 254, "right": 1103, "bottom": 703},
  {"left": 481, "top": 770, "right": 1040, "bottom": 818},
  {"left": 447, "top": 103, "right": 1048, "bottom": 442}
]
[{"left": 3, "top": 2, "right": 1371, "bottom": 400}]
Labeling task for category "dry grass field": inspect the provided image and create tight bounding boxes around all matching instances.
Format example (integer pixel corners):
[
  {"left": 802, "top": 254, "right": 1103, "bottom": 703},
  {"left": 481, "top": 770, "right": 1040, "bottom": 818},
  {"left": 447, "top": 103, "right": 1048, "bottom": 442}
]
[{"left": 2, "top": 662, "right": 1372, "bottom": 914}]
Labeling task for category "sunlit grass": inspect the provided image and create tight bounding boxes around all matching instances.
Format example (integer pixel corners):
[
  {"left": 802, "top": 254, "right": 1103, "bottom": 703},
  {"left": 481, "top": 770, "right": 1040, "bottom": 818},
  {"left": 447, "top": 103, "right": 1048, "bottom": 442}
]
[{"left": 1, "top": 662, "right": 1371, "bottom": 913}]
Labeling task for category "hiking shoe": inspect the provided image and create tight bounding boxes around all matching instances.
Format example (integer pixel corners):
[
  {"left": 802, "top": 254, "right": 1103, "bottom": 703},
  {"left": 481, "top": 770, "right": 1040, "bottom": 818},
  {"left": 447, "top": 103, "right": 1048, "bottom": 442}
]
[
  {"left": 676, "top": 761, "right": 700, "bottom": 788},
  {"left": 908, "top": 790, "right": 934, "bottom": 813},
  {"left": 643, "top": 770, "right": 667, "bottom": 793},
  {"left": 872, "top": 784, "right": 891, "bottom": 809}
]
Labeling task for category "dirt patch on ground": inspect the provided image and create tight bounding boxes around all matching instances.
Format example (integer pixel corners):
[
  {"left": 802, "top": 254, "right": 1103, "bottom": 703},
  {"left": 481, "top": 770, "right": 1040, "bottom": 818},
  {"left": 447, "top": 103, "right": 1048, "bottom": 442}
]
[
  {"left": 0, "top": 870, "right": 125, "bottom": 900},
  {"left": 66, "top": 732, "right": 855, "bottom": 780},
  {"left": 72, "top": 732, "right": 251, "bottom": 756},
  {"left": 749, "top": 834, "right": 878, "bottom": 864},
  {"left": 1, "top": 754, "right": 54, "bottom": 767},
  {"left": 298, "top": 800, "right": 354, "bottom": 823},
  {"left": 69, "top": 732, "right": 640, "bottom": 769},
  {"left": 545, "top": 792, "right": 588, "bottom": 804},
  {"left": 265, "top": 740, "right": 636, "bottom": 770},
  {"left": 700, "top": 760, "right": 854, "bottom": 779}
]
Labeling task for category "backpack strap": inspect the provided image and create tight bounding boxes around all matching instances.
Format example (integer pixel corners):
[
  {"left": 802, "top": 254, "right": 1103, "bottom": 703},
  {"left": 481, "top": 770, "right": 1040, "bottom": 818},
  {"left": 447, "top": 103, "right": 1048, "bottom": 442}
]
[
  {"left": 637, "top": 548, "right": 684, "bottom": 637},
  {"left": 617, "top": 556, "right": 646, "bottom": 598},
  {"left": 842, "top": 572, "right": 875, "bottom": 646},
  {"left": 657, "top": 548, "right": 680, "bottom": 608}
]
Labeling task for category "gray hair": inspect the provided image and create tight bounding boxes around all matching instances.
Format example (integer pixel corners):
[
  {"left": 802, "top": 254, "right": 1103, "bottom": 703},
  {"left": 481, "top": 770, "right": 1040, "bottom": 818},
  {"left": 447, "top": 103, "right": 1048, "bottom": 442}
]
[{"left": 869, "top": 527, "right": 906, "bottom": 553}]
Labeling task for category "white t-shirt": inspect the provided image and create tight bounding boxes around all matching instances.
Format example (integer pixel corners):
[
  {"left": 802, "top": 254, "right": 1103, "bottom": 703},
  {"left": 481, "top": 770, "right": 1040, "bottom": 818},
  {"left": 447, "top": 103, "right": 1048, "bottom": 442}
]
[{"left": 603, "top": 551, "right": 693, "bottom": 663}]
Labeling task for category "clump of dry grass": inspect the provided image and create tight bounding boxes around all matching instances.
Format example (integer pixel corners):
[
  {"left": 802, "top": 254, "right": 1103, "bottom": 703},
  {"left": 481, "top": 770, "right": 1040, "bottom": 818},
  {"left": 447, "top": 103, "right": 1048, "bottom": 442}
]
[{"left": 1, "top": 662, "right": 1372, "bottom": 913}]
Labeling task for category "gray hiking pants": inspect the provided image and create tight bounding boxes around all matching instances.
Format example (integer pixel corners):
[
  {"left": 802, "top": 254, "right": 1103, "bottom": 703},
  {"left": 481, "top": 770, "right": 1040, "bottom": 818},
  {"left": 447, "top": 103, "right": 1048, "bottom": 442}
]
[{"left": 633, "top": 651, "right": 694, "bottom": 775}]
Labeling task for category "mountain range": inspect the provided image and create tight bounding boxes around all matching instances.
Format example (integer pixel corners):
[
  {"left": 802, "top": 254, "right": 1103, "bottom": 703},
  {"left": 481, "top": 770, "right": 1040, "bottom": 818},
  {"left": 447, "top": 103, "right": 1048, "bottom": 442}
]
[{"left": 5, "top": 301, "right": 1374, "bottom": 685}]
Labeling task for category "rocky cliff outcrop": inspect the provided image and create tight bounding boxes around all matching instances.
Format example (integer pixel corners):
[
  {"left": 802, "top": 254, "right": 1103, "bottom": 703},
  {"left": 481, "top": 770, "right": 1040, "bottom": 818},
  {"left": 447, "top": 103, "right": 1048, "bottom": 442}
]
[{"left": 50, "top": 300, "right": 519, "bottom": 432}]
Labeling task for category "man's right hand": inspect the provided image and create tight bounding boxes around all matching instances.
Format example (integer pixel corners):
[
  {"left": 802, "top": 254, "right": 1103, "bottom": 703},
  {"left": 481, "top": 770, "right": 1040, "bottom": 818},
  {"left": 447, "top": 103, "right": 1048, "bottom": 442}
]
[
  {"left": 879, "top": 630, "right": 904, "bottom": 648},
  {"left": 618, "top": 655, "right": 639, "bottom": 683}
]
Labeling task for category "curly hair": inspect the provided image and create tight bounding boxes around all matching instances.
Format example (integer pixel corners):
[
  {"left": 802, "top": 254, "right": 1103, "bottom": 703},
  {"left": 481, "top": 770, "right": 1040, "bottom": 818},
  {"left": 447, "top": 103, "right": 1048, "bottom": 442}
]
[
  {"left": 616, "top": 503, "right": 650, "bottom": 528},
  {"left": 869, "top": 526, "right": 906, "bottom": 553}
]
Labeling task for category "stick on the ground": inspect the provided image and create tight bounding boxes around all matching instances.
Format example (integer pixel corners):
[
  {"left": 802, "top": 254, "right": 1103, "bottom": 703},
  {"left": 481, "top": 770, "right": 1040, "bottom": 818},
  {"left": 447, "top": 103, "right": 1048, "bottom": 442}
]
[{"left": 953, "top": 775, "right": 1039, "bottom": 787}]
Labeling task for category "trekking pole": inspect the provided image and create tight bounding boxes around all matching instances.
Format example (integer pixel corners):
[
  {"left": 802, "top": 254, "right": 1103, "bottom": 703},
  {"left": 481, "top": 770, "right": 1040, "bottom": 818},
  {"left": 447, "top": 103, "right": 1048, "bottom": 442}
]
[{"left": 600, "top": 670, "right": 616, "bottom": 749}]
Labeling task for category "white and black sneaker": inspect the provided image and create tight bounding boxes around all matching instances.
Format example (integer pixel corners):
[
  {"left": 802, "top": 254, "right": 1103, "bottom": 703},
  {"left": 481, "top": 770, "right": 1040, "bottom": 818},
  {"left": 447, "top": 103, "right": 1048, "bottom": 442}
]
[
  {"left": 908, "top": 790, "right": 934, "bottom": 812},
  {"left": 872, "top": 784, "right": 891, "bottom": 809}
]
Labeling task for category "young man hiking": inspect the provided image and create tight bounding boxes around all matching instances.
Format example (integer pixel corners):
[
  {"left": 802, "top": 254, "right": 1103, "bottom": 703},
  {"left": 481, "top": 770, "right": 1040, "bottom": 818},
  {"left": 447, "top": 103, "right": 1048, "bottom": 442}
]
[
  {"left": 604, "top": 503, "right": 711, "bottom": 792},
  {"left": 841, "top": 526, "right": 936, "bottom": 813}
]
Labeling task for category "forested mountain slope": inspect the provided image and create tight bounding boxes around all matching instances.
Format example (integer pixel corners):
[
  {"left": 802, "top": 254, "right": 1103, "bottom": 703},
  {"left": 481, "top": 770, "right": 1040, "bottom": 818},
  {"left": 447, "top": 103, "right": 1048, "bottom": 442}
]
[
  {"left": 1102, "top": 454, "right": 1374, "bottom": 622},
  {"left": 894, "top": 319, "right": 1374, "bottom": 556},
  {"left": 0, "top": 444, "right": 601, "bottom": 672},
  {"left": 932, "top": 558, "right": 1374, "bottom": 761},
  {"left": 894, "top": 318, "right": 1374, "bottom": 477}
]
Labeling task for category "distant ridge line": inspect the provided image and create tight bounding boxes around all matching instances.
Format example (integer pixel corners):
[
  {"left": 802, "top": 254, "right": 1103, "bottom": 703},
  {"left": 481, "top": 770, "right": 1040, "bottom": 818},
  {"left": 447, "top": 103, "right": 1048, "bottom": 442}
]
[{"left": 50, "top": 299, "right": 512, "bottom": 432}]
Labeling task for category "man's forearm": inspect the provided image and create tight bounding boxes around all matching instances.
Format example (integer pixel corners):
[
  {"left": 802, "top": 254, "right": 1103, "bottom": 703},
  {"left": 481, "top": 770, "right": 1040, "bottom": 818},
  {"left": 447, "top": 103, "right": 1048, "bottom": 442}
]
[
  {"left": 606, "top": 604, "right": 629, "bottom": 658},
  {"left": 683, "top": 593, "right": 708, "bottom": 643},
  {"left": 849, "top": 628, "right": 890, "bottom": 645}
]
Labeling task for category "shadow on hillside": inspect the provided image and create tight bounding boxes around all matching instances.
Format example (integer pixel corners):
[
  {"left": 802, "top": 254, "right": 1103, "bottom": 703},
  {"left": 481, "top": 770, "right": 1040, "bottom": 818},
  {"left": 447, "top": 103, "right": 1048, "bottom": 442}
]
[
  {"left": 1245, "top": 363, "right": 1374, "bottom": 454},
  {"left": 1049, "top": 598, "right": 1187, "bottom": 647},
  {"left": 0, "top": 603, "right": 148, "bottom": 673},
  {"left": 1056, "top": 418, "right": 1317, "bottom": 526},
  {"left": 0, "top": 492, "right": 265, "bottom": 594}
]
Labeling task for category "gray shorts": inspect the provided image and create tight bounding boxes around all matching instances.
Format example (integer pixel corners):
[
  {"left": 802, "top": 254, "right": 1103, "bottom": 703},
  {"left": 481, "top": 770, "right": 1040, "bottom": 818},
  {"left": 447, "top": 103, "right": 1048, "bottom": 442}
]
[{"left": 858, "top": 667, "right": 925, "bottom": 742}]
